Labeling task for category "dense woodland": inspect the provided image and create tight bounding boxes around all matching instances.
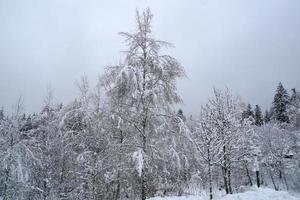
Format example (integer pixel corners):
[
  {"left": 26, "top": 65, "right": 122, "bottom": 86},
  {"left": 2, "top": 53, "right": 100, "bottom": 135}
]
[{"left": 0, "top": 9, "right": 300, "bottom": 200}]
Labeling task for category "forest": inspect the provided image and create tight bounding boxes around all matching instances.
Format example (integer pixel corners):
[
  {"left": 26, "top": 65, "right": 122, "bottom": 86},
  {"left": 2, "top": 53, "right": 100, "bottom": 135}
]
[{"left": 0, "top": 8, "right": 300, "bottom": 200}]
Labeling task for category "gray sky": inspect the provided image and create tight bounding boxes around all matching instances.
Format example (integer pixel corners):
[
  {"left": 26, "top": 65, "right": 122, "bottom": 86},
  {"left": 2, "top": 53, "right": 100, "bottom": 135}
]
[{"left": 0, "top": 0, "right": 300, "bottom": 115}]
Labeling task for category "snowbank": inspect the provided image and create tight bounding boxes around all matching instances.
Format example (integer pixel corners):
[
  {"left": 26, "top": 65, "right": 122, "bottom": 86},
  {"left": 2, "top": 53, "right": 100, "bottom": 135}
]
[{"left": 147, "top": 188, "right": 299, "bottom": 200}]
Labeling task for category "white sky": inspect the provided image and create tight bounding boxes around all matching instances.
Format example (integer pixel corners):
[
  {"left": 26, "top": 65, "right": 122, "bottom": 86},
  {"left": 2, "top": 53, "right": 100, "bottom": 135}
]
[{"left": 0, "top": 0, "right": 300, "bottom": 115}]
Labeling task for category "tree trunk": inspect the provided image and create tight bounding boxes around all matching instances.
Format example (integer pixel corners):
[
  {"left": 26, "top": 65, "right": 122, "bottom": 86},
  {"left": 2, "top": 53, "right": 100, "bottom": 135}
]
[
  {"left": 278, "top": 160, "right": 289, "bottom": 190},
  {"left": 208, "top": 163, "right": 213, "bottom": 200},
  {"left": 278, "top": 161, "right": 283, "bottom": 179},
  {"left": 269, "top": 168, "right": 278, "bottom": 191},
  {"left": 222, "top": 166, "right": 229, "bottom": 194},
  {"left": 279, "top": 169, "right": 282, "bottom": 179},
  {"left": 228, "top": 168, "right": 232, "bottom": 194},
  {"left": 245, "top": 165, "right": 253, "bottom": 186},
  {"left": 283, "top": 173, "right": 289, "bottom": 191},
  {"left": 141, "top": 169, "right": 147, "bottom": 200},
  {"left": 115, "top": 130, "right": 124, "bottom": 200},
  {"left": 222, "top": 145, "right": 229, "bottom": 194},
  {"left": 141, "top": 119, "right": 147, "bottom": 200},
  {"left": 207, "top": 145, "right": 213, "bottom": 200},
  {"left": 281, "top": 165, "right": 289, "bottom": 191},
  {"left": 256, "top": 171, "right": 260, "bottom": 188},
  {"left": 115, "top": 180, "right": 120, "bottom": 200}
]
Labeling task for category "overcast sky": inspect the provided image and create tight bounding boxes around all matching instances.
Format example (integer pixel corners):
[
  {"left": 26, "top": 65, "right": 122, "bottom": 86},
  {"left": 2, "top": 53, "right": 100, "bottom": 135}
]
[{"left": 0, "top": 0, "right": 300, "bottom": 115}]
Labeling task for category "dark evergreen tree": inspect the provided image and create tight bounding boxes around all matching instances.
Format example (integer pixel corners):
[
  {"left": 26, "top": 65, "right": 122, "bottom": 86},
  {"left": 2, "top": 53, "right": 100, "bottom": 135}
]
[
  {"left": 290, "top": 88, "right": 300, "bottom": 108},
  {"left": 254, "top": 105, "right": 263, "bottom": 126},
  {"left": 272, "top": 82, "right": 289, "bottom": 123},
  {"left": 243, "top": 104, "right": 254, "bottom": 119},
  {"left": 0, "top": 108, "right": 4, "bottom": 120},
  {"left": 290, "top": 88, "right": 297, "bottom": 100},
  {"left": 264, "top": 109, "right": 271, "bottom": 123},
  {"left": 177, "top": 109, "right": 186, "bottom": 122}
]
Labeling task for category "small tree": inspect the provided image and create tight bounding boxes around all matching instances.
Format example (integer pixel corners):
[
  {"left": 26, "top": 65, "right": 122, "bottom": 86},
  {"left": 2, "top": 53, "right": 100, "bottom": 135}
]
[
  {"left": 193, "top": 110, "right": 223, "bottom": 200},
  {"left": 288, "top": 88, "right": 300, "bottom": 128},
  {"left": 254, "top": 105, "right": 263, "bottom": 126},
  {"left": 264, "top": 109, "right": 271, "bottom": 124},
  {"left": 259, "top": 123, "right": 295, "bottom": 190},
  {"left": 272, "top": 82, "right": 289, "bottom": 124},
  {"left": 197, "top": 88, "right": 244, "bottom": 195},
  {"left": 242, "top": 104, "right": 254, "bottom": 121}
]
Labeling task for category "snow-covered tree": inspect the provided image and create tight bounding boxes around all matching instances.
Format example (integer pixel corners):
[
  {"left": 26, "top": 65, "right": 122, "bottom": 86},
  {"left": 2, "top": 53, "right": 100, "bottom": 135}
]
[
  {"left": 196, "top": 89, "right": 246, "bottom": 194},
  {"left": 254, "top": 105, "right": 263, "bottom": 126},
  {"left": 0, "top": 98, "right": 43, "bottom": 200},
  {"left": 264, "top": 109, "right": 271, "bottom": 124},
  {"left": 153, "top": 113, "right": 196, "bottom": 196},
  {"left": 101, "top": 8, "right": 185, "bottom": 199},
  {"left": 272, "top": 82, "right": 290, "bottom": 124},
  {"left": 242, "top": 104, "right": 254, "bottom": 122},
  {"left": 259, "top": 123, "right": 296, "bottom": 190},
  {"left": 288, "top": 88, "right": 300, "bottom": 128},
  {"left": 192, "top": 110, "right": 223, "bottom": 200}
]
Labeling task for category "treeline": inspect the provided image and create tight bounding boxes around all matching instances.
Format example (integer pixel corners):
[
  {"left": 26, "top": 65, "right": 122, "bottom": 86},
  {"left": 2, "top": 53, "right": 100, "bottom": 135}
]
[
  {"left": 0, "top": 8, "right": 300, "bottom": 200},
  {"left": 189, "top": 83, "right": 300, "bottom": 200}
]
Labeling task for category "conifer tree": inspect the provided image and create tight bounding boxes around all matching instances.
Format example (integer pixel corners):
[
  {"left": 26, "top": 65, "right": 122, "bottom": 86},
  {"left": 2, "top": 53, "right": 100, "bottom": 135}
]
[
  {"left": 272, "top": 82, "right": 289, "bottom": 123},
  {"left": 264, "top": 109, "right": 271, "bottom": 123},
  {"left": 242, "top": 104, "right": 254, "bottom": 120},
  {"left": 0, "top": 108, "right": 4, "bottom": 120},
  {"left": 177, "top": 109, "right": 186, "bottom": 122},
  {"left": 254, "top": 105, "right": 263, "bottom": 126}
]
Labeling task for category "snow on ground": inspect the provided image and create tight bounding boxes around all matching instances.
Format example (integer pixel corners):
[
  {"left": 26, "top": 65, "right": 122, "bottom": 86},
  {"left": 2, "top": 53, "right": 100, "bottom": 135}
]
[{"left": 147, "top": 188, "right": 300, "bottom": 200}]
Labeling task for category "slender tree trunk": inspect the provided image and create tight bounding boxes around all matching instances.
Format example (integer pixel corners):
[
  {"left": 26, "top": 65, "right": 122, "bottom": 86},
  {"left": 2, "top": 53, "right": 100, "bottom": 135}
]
[
  {"left": 281, "top": 164, "right": 289, "bottom": 191},
  {"left": 207, "top": 145, "right": 213, "bottom": 200},
  {"left": 278, "top": 160, "right": 288, "bottom": 190},
  {"left": 140, "top": 49, "right": 148, "bottom": 200},
  {"left": 269, "top": 168, "right": 278, "bottom": 191},
  {"left": 115, "top": 130, "right": 124, "bottom": 200},
  {"left": 222, "top": 166, "right": 229, "bottom": 194},
  {"left": 278, "top": 161, "right": 283, "bottom": 179},
  {"left": 141, "top": 168, "right": 147, "bottom": 200},
  {"left": 141, "top": 132, "right": 147, "bottom": 200},
  {"left": 141, "top": 118, "right": 147, "bottom": 200},
  {"left": 208, "top": 163, "right": 213, "bottom": 200},
  {"left": 222, "top": 145, "right": 229, "bottom": 194},
  {"left": 256, "top": 171, "right": 260, "bottom": 188},
  {"left": 279, "top": 169, "right": 282, "bottom": 179},
  {"left": 245, "top": 164, "right": 253, "bottom": 186},
  {"left": 228, "top": 168, "right": 232, "bottom": 194},
  {"left": 283, "top": 171, "right": 289, "bottom": 191}
]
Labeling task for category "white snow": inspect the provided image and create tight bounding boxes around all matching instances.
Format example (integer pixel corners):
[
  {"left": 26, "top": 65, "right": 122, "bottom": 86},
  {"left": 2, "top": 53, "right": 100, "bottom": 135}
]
[
  {"left": 147, "top": 188, "right": 299, "bottom": 200},
  {"left": 220, "top": 188, "right": 299, "bottom": 200},
  {"left": 132, "top": 148, "right": 144, "bottom": 177}
]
